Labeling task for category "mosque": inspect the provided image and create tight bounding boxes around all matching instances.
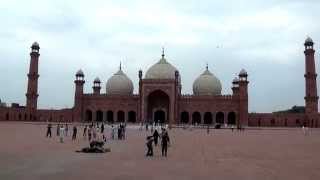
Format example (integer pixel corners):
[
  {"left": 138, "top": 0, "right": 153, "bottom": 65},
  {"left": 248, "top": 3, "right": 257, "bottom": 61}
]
[{"left": 0, "top": 38, "right": 319, "bottom": 128}]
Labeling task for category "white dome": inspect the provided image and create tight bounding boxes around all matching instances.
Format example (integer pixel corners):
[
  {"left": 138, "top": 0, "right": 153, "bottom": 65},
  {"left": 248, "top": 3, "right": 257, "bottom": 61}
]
[
  {"left": 145, "top": 55, "right": 179, "bottom": 80},
  {"left": 106, "top": 69, "right": 133, "bottom": 95},
  {"left": 193, "top": 68, "right": 222, "bottom": 95},
  {"left": 305, "top": 36, "right": 313, "bottom": 44}
]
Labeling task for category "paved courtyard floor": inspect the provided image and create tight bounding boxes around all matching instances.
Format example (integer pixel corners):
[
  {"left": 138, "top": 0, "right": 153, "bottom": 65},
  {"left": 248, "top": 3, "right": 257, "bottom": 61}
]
[{"left": 0, "top": 122, "right": 320, "bottom": 180}]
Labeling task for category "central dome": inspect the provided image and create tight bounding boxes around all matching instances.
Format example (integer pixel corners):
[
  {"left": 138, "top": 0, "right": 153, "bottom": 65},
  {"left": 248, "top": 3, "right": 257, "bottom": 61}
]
[
  {"left": 145, "top": 53, "right": 178, "bottom": 80},
  {"left": 106, "top": 68, "right": 133, "bottom": 95}
]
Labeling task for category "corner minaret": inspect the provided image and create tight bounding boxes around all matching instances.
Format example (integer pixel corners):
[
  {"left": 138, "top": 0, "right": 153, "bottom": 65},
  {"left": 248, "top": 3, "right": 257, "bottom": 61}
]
[
  {"left": 74, "top": 69, "right": 85, "bottom": 105},
  {"left": 26, "top": 42, "right": 40, "bottom": 112},
  {"left": 304, "top": 37, "right": 318, "bottom": 114},
  {"left": 74, "top": 69, "right": 85, "bottom": 121},
  {"left": 238, "top": 69, "right": 249, "bottom": 128}
]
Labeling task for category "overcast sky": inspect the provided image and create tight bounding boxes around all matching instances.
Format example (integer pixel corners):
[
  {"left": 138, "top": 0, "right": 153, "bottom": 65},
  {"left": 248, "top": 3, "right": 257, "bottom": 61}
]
[{"left": 0, "top": 0, "right": 319, "bottom": 112}]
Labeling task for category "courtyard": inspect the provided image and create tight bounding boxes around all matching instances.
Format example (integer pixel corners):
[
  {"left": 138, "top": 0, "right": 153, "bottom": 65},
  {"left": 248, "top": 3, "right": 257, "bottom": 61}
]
[{"left": 0, "top": 122, "right": 320, "bottom": 180}]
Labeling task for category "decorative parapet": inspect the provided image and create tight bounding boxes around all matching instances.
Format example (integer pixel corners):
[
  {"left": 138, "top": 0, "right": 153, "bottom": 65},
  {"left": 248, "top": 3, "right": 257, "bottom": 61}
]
[
  {"left": 180, "top": 94, "right": 234, "bottom": 100},
  {"left": 83, "top": 93, "right": 140, "bottom": 99}
]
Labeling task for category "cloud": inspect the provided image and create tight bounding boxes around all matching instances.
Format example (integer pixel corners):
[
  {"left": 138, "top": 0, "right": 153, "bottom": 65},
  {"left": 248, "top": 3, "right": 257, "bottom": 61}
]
[{"left": 0, "top": 0, "right": 319, "bottom": 112}]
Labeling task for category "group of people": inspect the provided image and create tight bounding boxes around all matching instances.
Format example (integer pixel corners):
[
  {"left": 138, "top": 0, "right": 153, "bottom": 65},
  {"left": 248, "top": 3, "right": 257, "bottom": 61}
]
[
  {"left": 146, "top": 127, "right": 171, "bottom": 157},
  {"left": 46, "top": 123, "right": 78, "bottom": 142},
  {"left": 83, "top": 123, "right": 106, "bottom": 142},
  {"left": 46, "top": 122, "right": 128, "bottom": 143},
  {"left": 46, "top": 122, "right": 174, "bottom": 158}
]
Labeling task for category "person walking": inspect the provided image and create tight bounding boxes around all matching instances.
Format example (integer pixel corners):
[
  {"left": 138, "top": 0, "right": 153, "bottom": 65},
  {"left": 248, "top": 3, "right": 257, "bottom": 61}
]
[
  {"left": 101, "top": 123, "right": 106, "bottom": 141},
  {"left": 207, "top": 125, "right": 210, "bottom": 134},
  {"left": 56, "top": 123, "right": 60, "bottom": 136},
  {"left": 88, "top": 125, "right": 92, "bottom": 142},
  {"left": 59, "top": 125, "right": 65, "bottom": 143},
  {"left": 101, "top": 123, "right": 105, "bottom": 134},
  {"left": 161, "top": 131, "right": 170, "bottom": 157},
  {"left": 46, "top": 123, "right": 52, "bottom": 138},
  {"left": 65, "top": 124, "right": 69, "bottom": 136},
  {"left": 146, "top": 136, "right": 154, "bottom": 156},
  {"left": 119, "top": 124, "right": 122, "bottom": 140},
  {"left": 111, "top": 125, "right": 115, "bottom": 140},
  {"left": 123, "top": 123, "right": 126, "bottom": 140},
  {"left": 153, "top": 129, "right": 160, "bottom": 146},
  {"left": 72, "top": 125, "right": 77, "bottom": 140},
  {"left": 83, "top": 125, "right": 87, "bottom": 138}
]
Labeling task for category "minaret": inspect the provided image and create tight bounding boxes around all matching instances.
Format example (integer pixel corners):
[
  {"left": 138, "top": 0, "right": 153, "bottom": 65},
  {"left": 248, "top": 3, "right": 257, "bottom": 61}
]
[
  {"left": 138, "top": 69, "right": 143, "bottom": 123},
  {"left": 74, "top": 69, "right": 85, "bottom": 121},
  {"left": 93, "top": 77, "right": 101, "bottom": 95},
  {"left": 238, "top": 69, "right": 249, "bottom": 128},
  {"left": 304, "top": 37, "right": 318, "bottom": 114},
  {"left": 26, "top": 42, "right": 40, "bottom": 114},
  {"left": 74, "top": 69, "right": 85, "bottom": 105}
]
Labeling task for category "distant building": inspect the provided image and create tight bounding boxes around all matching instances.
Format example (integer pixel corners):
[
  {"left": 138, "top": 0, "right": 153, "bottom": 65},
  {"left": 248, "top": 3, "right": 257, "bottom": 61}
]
[{"left": 0, "top": 38, "right": 319, "bottom": 127}]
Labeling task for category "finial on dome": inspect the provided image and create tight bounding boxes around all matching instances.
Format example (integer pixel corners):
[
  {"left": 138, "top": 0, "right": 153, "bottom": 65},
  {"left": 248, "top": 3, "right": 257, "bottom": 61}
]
[
  {"left": 162, "top": 47, "right": 165, "bottom": 58},
  {"left": 206, "top": 63, "right": 208, "bottom": 70},
  {"left": 119, "top": 61, "right": 122, "bottom": 70}
]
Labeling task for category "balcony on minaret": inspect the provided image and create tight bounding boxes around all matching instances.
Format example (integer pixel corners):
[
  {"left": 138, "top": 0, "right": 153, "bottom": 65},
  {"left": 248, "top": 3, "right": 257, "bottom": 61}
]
[
  {"left": 232, "top": 77, "right": 239, "bottom": 96},
  {"left": 31, "top": 42, "right": 40, "bottom": 54},
  {"left": 93, "top": 77, "right": 101, "bottom": 95}
]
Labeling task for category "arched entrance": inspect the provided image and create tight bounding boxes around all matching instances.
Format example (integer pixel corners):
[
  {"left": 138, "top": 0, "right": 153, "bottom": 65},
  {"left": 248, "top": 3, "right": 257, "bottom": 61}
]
[
  {"left": 107, "top": 111, "right": 114, "bottom": 123},
  {"left": 216, "top": 112, "right": 224, "bottom": 124},
  {"left": 96, "top": 110, "right": 103, "bottom": 122},
  {"left": 180, "top": 111, "right": 189, "bottom": 124},
  {"left": 117, "top": 111, "right": 125, "bottom": 122},
  {"left": 85, "top": 110, "right": 93, "bottom": 122},
  {"left": 204, "top": 112, "right": 213, "bottom": 124},
  {"left": 192, "top": 112, "right": 201, "bottom": 124},
  {"left": 128, "top": 111, "right": 136, "bottom": 123},
  {"left": 147, "top": 90, "right": 170, "bottom": 124},
  {"left": 154, "top": 110, "right": 166, "bottom": 124},
  {"left": 227, "top": 112, "right": 236, "bottom": 125}
]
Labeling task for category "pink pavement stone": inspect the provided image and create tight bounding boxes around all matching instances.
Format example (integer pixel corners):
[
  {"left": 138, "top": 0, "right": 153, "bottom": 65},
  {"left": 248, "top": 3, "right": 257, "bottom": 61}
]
[{"left": 0, "top": 122, "right": 320, "bottom": 180}]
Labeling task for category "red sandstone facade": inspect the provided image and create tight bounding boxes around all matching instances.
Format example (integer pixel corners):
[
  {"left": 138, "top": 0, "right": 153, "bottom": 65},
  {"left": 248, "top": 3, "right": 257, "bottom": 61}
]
[{"left": 0, "top": 38, "right": 319, "bottom": 128}]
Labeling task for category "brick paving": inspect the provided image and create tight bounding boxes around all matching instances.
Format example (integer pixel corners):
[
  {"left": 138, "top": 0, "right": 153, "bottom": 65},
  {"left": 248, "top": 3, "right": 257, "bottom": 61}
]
[{"left": 0, "top": 122, "right": 320, "bottom": 180}]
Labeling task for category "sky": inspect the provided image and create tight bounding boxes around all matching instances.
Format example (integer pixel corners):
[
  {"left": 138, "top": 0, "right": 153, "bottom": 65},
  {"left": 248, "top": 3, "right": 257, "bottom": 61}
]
[{"left": 0, "top": 0, "right": 319, "bottom": 112}]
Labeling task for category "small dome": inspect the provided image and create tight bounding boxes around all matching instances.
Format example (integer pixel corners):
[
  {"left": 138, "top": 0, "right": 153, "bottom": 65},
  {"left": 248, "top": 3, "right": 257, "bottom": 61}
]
[
  {"left": 145, "top": 53, "right": 179, "bottom": 80},
  {"left": 94, "top": 77, "right": 101, "bottom": 83},
  {"left": 32, "top": 42, "right": 39, "bottom": 47},
  {"left": 232, "top": 77, "right": 239, "bottom": 83},
  {"left": 239, "top": 69, "right": 247, "bottom": 76},
  {"left": 76, "top": 69, "right": 84, "bottom": 76},
  {"left": 305, "top": 37, "right": 313, "bottom": 44},
  {"left": 193, "top": 68, "right": 222, "bottom": 96},
  {"left": 106, "top": 69, "right": 133, "bottom": 95}
]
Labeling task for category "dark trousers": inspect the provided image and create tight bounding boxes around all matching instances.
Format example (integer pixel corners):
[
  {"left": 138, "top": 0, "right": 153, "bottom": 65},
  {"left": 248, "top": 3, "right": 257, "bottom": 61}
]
[
  {"left": 146, "top": 145, "right": 153, "bottom": 156},
  {"left": 72, "top": 133, "right": 76, "bottom": 140},
  {"left": 154, "top": 138, "right": 158, "bottom": 146},
  {"left": 162, "top": 144, "right": 168, "bottom": 156},
  {"left": 46, "top": 130, "right": 51, "bottom": 138}
]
